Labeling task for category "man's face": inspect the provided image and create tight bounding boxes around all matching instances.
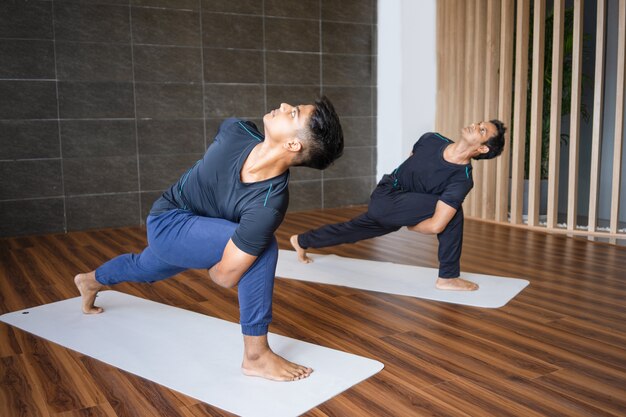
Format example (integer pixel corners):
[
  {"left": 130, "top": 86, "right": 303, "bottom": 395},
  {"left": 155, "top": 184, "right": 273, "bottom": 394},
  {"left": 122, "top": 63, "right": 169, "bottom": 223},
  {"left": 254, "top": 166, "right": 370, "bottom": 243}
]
[
  {"left": 263, "top": 102, "right": 315, "bottom": 143},
  {"left": 461, "top": 121, "right": 497, "bottom": 147}
]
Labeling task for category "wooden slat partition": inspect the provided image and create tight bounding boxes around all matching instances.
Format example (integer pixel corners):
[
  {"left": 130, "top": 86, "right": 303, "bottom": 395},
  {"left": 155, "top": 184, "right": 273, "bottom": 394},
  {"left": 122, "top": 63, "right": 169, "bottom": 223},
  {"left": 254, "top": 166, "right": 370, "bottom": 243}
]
[
  {"left": 588, "top": 0, "right": 606, "bottom": 236},
  {"left": 567, "top": 0, "right": 584, "bottom": 232},
  {"left": 495, "top": 0, "right": 515, "bottom": 222},
  {"left": 547, "top": 0, "right": 565, "bottom": 229},
  {"left": 510, "top": 0, "right": 531, "bottom": 225},
  {"left": 528, "top": 0, "right": 547, "bottom": 227},
  {"left": 435, "top": 0, "right": 625, "bottom": 244},
  {"left": 462, "top": 0, "right": 477, "bottom": 215},
  {"left": 481, "top": 0, "right": 501, "bottom": 220},
  {"left": 610, "top": 0, "right": 626, "bottom": 235}
]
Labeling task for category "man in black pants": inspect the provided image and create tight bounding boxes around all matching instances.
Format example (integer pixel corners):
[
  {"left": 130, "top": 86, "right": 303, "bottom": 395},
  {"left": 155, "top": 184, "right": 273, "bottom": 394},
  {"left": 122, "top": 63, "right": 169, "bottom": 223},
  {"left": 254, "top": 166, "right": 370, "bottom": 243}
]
[{"left": 290, "top": 120, "right": 506, "bottom": 291}]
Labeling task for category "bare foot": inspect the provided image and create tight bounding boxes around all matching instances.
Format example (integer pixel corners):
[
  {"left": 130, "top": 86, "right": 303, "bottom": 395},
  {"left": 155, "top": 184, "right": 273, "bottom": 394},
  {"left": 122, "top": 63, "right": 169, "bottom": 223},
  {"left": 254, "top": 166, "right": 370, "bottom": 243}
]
[
  {"left": 242, "top": 335, "right": 313, "bottom": 381},
  {"left": 290, "top": 235, "right": 313, "bottom": 264},
  {"left": 436, "top": 277, "right": 479, "bottom": 291},
  {"left": 74, "top": 271, "right": 104, "bottom": 314}
]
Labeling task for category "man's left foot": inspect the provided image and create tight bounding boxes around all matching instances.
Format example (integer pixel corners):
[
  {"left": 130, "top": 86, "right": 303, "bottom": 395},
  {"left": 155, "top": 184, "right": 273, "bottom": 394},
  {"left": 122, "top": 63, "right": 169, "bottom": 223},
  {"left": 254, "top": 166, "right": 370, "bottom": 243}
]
[
  {"left": 74, "top": 271, "right": 104, "bottom": 313},
  {"left": 435, "top": 277, "right": 478, "bottom": 291}
]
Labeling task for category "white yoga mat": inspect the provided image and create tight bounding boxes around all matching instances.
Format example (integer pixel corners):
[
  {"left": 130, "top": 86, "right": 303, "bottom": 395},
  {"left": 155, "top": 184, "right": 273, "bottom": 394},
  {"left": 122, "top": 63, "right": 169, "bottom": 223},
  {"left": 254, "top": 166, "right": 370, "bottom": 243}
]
[
  {"left": 277, "top": 250, "right": 529, "bottom": 308},
  {"left": 0, "top": 291, "right": 383, "bottom": 417}
]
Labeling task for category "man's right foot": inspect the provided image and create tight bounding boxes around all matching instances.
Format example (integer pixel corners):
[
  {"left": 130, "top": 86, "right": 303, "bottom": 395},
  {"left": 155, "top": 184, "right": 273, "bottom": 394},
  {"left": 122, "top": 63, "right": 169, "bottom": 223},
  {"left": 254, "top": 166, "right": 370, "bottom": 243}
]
[
  {"left": 242, "top": 335, "right": 313, "bottom": 381},
  {"left": 242, "top": 348, "right": 313, "bottom": 381},
  {"left": 290, "top": 235, "right": 313, "bottom": 264},
  {"left": 74, "top": 272, "right": 104, "bottom": 314},
  {"left": 435, "top": 277, "right": 479, "bottom": 291}
]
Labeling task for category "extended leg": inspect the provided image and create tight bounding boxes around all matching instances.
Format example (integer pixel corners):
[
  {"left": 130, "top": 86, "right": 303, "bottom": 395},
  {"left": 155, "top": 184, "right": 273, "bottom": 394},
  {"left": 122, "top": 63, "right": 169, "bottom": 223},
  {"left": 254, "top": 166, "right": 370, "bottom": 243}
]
[
  {"left": 292, "top": 212, "right": 398, "bottom": 263},
  {"left": 297, "top": 212, "right": 399, "bottom": 249},
  {"left": 76, "top": 210, "right": 235, "bottom": 314},
  {"left": 74, "top": 245, "right": 186, "bottom": 314}
]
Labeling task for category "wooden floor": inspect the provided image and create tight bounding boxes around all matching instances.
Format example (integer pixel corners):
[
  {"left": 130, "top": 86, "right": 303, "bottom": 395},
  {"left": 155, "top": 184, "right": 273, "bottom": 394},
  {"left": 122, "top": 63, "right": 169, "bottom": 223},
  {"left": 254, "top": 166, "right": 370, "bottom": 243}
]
[{"left": 1, "top": 206, "right": 626, "bottom": 417}]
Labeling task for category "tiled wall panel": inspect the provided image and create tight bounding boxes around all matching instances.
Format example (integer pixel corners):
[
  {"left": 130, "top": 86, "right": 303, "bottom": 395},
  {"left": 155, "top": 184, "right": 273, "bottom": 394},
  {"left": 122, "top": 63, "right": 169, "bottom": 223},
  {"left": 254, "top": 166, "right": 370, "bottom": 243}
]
[{"left": 0, "top": 0, "right": 376, "bottom": 237}]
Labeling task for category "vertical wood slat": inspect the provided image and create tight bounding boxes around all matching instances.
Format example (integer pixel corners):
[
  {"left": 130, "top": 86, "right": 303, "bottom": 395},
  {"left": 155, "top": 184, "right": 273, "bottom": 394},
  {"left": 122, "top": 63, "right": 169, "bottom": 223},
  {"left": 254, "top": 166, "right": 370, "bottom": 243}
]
[
  {"left": 588, "top": 0, "right": 606, "bottom": 235},
  {"left": 510, "top": 0, "right": 531, "bottom": 224},
  {"left": 448, "top": 0, "right": 457, "bottom": 136},
  {"left": 455, "top": 4, "right": 466, "bottom": 144},
  {"left": 443, "top": 0, "right": 453, "bottom": 134},
  {"left": 437, "top": 0, "right": 448, "bottom": 131},
  {"left": 463, "top": 0, "right": 477, "bottom": 215},
  {"left": 436, "top": 0, "right": 445, "bottom": 132},
  {"left": 567, "top": 0, "right": 584, "bottom": 232},
  {"left": 528, "top": 0, "right": 547, "bottom": 227},
  {"left": 446, "top": 1, "right": 459, "bottom": 136},
  {"left": 435, "top": 0, "right": 444, "bottom": 132},
  {"left": 547, "top": 0, "right": 565, "bottom": 228},
  {"left": 495, "top": 0, "right": 515, "bottom": 222},
  {"left": 471, "top": 0, "right": 488, "bottom": 217},
  {"left": 482, "top": 0, "right": 501, "bottom": 219},
  {"left": 610, "top": 0, "right": 625, "bottom": 234}
]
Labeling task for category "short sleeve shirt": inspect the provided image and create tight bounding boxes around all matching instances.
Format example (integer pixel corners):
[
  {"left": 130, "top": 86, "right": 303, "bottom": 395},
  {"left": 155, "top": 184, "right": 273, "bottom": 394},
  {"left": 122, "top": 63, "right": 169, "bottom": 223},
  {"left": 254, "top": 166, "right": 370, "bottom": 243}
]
[
  {"left": 150, "top": 119, "right": 289, "bottom": 256},
  {"left": 393, "top": 132, "right": 473, "bottom": 210}
]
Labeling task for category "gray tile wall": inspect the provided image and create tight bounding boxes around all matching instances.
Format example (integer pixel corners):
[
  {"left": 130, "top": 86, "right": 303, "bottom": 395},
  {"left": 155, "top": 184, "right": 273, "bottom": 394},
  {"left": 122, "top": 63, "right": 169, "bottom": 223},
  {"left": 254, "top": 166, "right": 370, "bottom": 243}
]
[{"left": 0, "top": 0, "right": 377, "bottom": 237}]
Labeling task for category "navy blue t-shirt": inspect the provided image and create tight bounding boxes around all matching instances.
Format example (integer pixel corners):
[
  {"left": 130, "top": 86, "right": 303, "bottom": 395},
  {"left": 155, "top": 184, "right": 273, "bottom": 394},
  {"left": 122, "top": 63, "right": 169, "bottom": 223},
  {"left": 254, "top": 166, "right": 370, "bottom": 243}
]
[
  {"left": 393, "top": 132, "right": 473, "bottom": 210},
  {"left": 150, "top": 118, "right": 289, "bottom": 256}
]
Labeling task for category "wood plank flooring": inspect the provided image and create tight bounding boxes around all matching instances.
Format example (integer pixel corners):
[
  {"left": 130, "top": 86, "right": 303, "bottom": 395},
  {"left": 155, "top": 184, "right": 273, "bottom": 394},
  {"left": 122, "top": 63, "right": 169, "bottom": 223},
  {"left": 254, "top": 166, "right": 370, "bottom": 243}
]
[{"left": 1, "top": 206, "right": 626, "bottom": 416}]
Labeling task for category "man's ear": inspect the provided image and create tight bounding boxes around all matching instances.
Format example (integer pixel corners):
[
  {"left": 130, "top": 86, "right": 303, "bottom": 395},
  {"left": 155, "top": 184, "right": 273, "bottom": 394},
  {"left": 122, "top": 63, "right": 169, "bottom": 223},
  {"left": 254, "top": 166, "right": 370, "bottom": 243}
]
[
  {"left": 284, "top": 139, "right": 303, "bottom": 153},
  {"left": 477, "top": 144, "right": 489, "bottom": 155}
]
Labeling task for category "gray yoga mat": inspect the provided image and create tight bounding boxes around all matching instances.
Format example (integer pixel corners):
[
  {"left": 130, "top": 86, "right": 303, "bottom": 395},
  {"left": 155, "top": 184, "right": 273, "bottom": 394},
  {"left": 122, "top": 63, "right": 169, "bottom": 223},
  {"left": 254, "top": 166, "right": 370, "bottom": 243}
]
[
  {"left": 276, "top": 250, "right": 529, "bottom": 308},
  {"left": 0, "top": 291, "right": 383, "bottom": 417}
]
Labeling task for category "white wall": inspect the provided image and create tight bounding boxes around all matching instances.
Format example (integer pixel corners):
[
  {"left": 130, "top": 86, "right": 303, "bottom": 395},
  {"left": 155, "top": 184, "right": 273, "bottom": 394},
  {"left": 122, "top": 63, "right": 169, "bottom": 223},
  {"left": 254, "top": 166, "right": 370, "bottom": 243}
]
[{"left": 377, "top": 0, "right": 437, "bottom": 180}]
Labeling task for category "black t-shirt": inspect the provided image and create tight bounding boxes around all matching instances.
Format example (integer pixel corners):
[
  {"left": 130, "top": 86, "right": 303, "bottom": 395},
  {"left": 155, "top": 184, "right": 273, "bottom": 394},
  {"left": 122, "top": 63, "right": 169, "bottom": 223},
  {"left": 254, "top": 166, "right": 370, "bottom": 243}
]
[
  {"left": 393, "top": 132, "right": 473, "bottom": 210},
  {"left": 150, "top": 118, "right": 289, "bottom": 256}
]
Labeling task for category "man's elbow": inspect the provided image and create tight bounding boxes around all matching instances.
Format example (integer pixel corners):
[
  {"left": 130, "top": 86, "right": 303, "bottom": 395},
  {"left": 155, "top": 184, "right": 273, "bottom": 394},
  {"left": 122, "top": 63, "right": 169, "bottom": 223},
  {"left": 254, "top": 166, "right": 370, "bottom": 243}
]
[
  {"left": 209, "top": 268, "right": 242, "bottom": 288},
  {"left": 431, "top": 222, "right": 447, "bottom": 235}
]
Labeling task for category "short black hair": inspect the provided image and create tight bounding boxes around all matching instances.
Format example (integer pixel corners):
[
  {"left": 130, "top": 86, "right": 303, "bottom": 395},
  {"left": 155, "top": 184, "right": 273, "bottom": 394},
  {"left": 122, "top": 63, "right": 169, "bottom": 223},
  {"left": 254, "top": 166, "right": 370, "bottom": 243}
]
[
  {"left": 473, "top": 119, "right": 506, "bottom": 160},
  {"left": 296, "top": 96, "right": 344, "bottom": 170}
]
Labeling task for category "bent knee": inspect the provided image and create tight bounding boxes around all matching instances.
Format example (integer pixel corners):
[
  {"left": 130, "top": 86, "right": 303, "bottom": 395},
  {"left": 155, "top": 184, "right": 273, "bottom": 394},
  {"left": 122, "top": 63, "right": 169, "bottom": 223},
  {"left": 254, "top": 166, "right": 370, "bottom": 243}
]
[{"left": 366, "top": 204, "right": 387, "bottom": 225}]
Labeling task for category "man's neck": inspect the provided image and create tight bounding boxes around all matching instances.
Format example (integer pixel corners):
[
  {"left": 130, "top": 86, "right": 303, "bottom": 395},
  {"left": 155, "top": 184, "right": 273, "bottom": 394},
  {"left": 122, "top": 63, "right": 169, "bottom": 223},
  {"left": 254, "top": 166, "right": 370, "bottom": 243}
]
[
  {"left": 443, "top": 142, "right": 473, "bottom": 165},
  {"left": 240, "top": 142, "right": 290, "bottom": 183}
]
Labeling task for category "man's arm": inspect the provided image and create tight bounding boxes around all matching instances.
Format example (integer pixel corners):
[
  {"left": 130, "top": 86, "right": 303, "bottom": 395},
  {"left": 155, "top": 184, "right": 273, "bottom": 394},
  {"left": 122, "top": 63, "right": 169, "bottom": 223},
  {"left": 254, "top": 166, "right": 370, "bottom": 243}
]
[
  {"left": 408, "top": 200, "right": 458, "bottom": 235},
  {"left": 208, "top": 239, "right": 257, "bottom": 288}
]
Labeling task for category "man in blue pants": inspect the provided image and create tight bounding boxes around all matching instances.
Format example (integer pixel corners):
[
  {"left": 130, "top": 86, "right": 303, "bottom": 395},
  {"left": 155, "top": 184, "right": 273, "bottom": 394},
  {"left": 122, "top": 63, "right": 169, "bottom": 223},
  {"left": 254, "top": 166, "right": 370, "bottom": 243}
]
[
  {"left": 290, "top": 120, "right": 506, "bottom": 291},
  {"left": 74, "top": 97, "right": 344, "bottom": 382}
]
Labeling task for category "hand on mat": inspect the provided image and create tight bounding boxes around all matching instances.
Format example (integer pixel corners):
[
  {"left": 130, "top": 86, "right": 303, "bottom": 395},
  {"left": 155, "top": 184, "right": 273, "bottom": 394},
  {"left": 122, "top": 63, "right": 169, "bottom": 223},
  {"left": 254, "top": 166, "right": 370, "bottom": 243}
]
[{"left": 290, "top": 235, "right": 313, "bottom": 264}]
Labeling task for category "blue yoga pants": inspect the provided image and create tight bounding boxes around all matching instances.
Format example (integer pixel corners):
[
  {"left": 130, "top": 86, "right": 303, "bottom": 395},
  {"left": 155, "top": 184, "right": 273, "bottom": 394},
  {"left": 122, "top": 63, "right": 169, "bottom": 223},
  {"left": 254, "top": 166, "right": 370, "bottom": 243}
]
[
  {"left": 298, "top": 176, "right": 464, "bottom": 278},
  {"left": 95, "top": 209, "right": 277, "bottom": 336}
]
